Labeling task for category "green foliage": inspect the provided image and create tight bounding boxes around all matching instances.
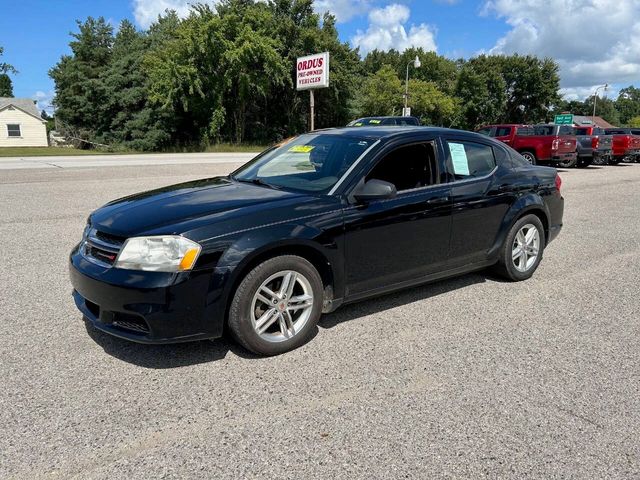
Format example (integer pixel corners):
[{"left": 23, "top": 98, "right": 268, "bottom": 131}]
[
  {"left": 358, "top": 65, "right": 403, "bottom": 116},
  {"left": 0, "top": 46, "right": 16, "bottom": 96},
  {"left": 48, "top": 3, "right": 639, "bottom": 151},
  {"left": 616, "top": 86, "right": 640, "bottom": 125},
  {"left": 0, "top": 74, "right": 12, "bottom": 96},
  {"left": 627, "top": 116, "right": 640, "bottom": 128}
]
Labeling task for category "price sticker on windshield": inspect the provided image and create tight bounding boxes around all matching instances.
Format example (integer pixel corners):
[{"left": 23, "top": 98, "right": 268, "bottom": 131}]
[{"left": 288, "top": 145, "right": 315, "bottom": 153}]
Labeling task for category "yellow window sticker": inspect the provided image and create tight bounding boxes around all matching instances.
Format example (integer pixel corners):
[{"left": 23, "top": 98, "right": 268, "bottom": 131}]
[
  {"left": 354, "top": 122, "right": 363, "bottom": 126},
  {"left": 288, "top": 145, "right": 315, "bottom": 153},
  {"left": 369, "top": 119, "right": 381, "bottom": 124}
]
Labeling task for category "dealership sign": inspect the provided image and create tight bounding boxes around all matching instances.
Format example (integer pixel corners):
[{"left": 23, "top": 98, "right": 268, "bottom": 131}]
[{"left": 296, "top": 52, "right": 329, "bottom": 90}]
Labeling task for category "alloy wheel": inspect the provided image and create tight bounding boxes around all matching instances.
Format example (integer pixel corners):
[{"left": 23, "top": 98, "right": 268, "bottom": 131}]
[
  {"left": 511, "top": 223, "right": 540, "bottom": 272},
  {"left": 250, "top": 270, "right": 314, "bottom": 342}
]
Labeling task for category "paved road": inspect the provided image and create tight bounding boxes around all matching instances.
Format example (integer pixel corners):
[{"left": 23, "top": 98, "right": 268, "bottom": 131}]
[
  {"left": 1, "top": 162, "right": 639, "bottom": 479},
  {"left": 0, "top": 152, "right": 257, "bottom": 170}
]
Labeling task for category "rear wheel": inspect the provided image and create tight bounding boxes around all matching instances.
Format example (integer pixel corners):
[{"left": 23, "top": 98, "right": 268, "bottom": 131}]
[
  {"left": 558, "top": 155, "right": 577, "bottom": 168},
  {"left": 609, "top": 157, "right": 622, "bottom": 165},
  {"left": 577, "top": 157, "right": 592, "bottom": 168},
  {"left": 228, "top": 255, "right": 324, "bottom": 355},
  {"left": 493, "top": 214, "right": 546, "bottom": 281},
  {"left": 520, "top": 151, "right": 537, "bottom": 165}
]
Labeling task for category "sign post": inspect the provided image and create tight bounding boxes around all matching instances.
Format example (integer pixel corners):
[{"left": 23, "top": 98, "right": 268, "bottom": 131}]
[{"left": 296, "top": 52, "right": 329, "bottom": 131}]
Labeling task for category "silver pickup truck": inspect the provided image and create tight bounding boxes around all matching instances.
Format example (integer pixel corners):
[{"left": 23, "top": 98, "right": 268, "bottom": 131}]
[{"left": 573, "top": 126, "right": 614, "bottom": 165}]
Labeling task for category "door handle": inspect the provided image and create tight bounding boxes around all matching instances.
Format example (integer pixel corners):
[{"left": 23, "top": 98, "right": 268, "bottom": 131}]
[{"left": 425, "top": 196, "right": 450, "bottom": 205}]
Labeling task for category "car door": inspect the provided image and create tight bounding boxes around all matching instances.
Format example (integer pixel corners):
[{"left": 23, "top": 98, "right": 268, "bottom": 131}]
[
  {"left": 443, "top": 136, "right": 517, "bottom": 267},
  {"left": 342, "top": 137, "right": 452, "bottom": 297}
]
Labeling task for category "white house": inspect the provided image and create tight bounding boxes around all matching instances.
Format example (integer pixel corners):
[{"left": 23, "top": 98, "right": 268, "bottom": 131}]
[{"left": 0, "top": 98, "right": 48, "bottom": 147}]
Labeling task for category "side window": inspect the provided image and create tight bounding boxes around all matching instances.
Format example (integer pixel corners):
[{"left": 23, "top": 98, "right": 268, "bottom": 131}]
[
  {"left": 476, "top": 127, "right": 491, "bottom": 136},
  {"left": 7, "top": 124, "right": 21, "bottom": 137},
  {"left": 366, "top": 142, "right": 437, "bottom": 191},
  {"left": 559, "top": 126, "right": 573, "bottom": 135},
  {"left": 516, "top": 127, "right": 534, "bottom": 136},
  {"left": 493, "top": 146, "right": 510, "bottom": 167},
  {"left": 495, "top": 127, "right": 511, "bottom": 137},
  {"left": 446, "top": 140, "right": 496, "bottom": 180}
]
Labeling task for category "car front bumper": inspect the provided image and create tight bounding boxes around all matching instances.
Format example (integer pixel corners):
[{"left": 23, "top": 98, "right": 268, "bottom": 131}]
[{"left": 69, "top": 244, "right": 224, "bottom": 344}]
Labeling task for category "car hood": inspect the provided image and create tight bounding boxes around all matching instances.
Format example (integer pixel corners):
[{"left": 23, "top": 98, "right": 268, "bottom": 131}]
[{"left": 89, "top": 177, "right": 308, "bottom": 237}]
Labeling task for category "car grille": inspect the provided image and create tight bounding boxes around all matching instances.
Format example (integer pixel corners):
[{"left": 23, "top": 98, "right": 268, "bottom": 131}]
[
  {"left": 83, "top": 228, "right": 125, "bottom": 267},
  {"left": 112, "top": 315, "right": 150, "bottom": 334}
]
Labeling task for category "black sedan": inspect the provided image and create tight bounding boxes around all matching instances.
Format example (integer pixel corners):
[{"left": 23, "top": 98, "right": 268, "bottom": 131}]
[{"left": 70, "top": 127, "right": 564, "bottom": 355}]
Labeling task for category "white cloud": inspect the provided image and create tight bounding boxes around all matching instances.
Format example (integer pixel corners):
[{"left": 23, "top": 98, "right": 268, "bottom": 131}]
[
  {"left": 560, "top": 85, "right": 618, "bottom": 102},
  {"left": 314, "top": 0, "right": 371, "bottom": 23},
  {"left": 132, "top": 0, "right": 201, "bottom": 28},
  {"left": 352, "top": 4, "right": 437, "bottom": 55},
  {"left": 483, "top": 0, "right": 640, "bottom": 96},
  {"left": 32, "top": 90, "right": 54, "bottom": 115}
]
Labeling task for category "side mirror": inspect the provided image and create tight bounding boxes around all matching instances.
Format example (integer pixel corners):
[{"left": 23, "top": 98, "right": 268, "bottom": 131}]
[{"left": 354, "top": 179, "right": 397, "bottom": 203}]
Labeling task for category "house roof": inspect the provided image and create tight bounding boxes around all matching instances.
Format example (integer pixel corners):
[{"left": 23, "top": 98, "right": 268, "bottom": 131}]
[
  {"left": 0, "top": 97, "right": 44, "bottom": 122},
  {"left": 572, "top": 115, "right": 616, "bottom": 129}
]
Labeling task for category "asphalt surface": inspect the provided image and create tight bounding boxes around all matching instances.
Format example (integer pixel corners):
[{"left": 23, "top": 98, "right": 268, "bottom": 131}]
[
  {"left": 0, "top": 152, "right": 257, "bottom": 170},
  {"left": 1, "top": 160, "right": 639, "bottom": 479}
]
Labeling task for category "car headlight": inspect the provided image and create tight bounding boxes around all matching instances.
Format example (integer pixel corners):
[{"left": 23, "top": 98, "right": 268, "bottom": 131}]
[{"left": 114, "top": 236, "right": 201, "bottom": 272}]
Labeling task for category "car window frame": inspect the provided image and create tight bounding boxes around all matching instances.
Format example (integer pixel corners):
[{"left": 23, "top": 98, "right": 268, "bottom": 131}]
[
  {"left": 441, "top": 135, "right": 499, "bottom": 184},
  {"left": 340, "top": 134, "right": 447, "bottom": 200}
]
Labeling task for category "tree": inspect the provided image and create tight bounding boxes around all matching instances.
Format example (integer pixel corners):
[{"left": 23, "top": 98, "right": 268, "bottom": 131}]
[
  {"left": 407, "top": 79, "right": 458, "bottom": 127},
  {"left": 616, "top": 86, "right": 640, "bottom": 125},
  {"left": 0, "top": 74, "right": 12, "bottom": 96},
  {"left": 99, "top": 19, "right": 172, "bottom": 150},
  {"left": 455, "top": 62, "right": 506, "bottom": 129},
  {"left": 357, "top": 65, "right": 403, "bottom": 116},
  {"left": 627, "top": 116, "right": 640, "bottom": 128},
  {"left": 49, "top": 17, "right": 114, "bottom": 144},
  {"left": 0, "top": 46, "right": 16, "bottom": 96}
]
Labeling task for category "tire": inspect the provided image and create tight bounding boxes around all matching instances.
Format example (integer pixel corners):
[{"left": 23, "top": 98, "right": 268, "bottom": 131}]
[
  {"left": 492, "top": 214, "right": 546, "bottom": 282},
  {"left": 228, "top": 255, "right": 324, "bottom": 355},
  {"left": 609, "top": 157, "right": 621, "bottom": 165},
  {"left": 520, "top": 151, "right": 537, "bottom": 165},
  {"left": 558, "top": 155, "right": 577, "bottom": 168},
  {"left": 577, "top": 157, "right": 592, "bottom": 168}
]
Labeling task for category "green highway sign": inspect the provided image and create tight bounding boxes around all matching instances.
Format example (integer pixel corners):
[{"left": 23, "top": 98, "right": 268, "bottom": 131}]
[{"left": 554, "top": 113, "right": 573, "bottom": 125}]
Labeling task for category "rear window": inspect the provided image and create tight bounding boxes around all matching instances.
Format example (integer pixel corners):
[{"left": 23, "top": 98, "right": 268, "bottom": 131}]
[
  {"left": 574, "top": 127, "right": 589, "bottom": 135},
  {"left": 516, "top": 127, "right": 534, "bottom": 136},
  {"left": 495, "top": 126, "right": 512, "bottom": 137},
  {"left": 558, "top": 126, "right": 573, "bottom": 135},
  {"left": 534, "top": 125, "right": 554, "bottom": 136}
]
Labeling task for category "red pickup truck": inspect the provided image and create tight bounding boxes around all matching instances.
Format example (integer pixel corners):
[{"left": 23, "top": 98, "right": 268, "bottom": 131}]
[
  {"left": 477, "top": 124, "right": 577, "bottom": 165},
  {"left": 604, "top": 128, "right": 640, "bottom": 164}
]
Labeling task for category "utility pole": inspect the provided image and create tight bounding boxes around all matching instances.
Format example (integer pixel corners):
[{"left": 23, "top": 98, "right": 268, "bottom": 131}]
[{"left": 593, "top": 83, "right": 608, "bottom": 118}]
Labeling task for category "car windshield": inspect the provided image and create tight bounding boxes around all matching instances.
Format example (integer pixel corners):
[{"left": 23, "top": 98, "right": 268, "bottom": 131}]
[{"left": 232, "top": 134, "right": 375, "bottom": 194}]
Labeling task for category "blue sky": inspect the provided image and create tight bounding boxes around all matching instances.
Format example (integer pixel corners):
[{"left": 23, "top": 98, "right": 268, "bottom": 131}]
[{"left": 1, "top": 0, "right": 639, "bottom": 112}]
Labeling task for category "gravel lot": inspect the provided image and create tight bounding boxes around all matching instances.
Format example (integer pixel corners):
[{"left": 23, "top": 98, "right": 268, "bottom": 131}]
[{"left": 1, "top": 160, "right": 639, "bottom": 479}]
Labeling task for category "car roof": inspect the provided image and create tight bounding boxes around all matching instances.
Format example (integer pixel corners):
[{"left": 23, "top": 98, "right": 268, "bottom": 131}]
[{"left": 314, "top": 125, "right": 471, "bottom": 141}]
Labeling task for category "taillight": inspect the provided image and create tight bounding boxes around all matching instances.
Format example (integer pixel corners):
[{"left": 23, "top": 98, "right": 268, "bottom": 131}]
[
  {"left": 555, "top": 174, "right": 562, "bottom": 193},
  {"left": 591, "top": 136, "right": 599, "bottom": 149},
  {"left": 552, "top": 138, "right": 560, "bottom": 150}
]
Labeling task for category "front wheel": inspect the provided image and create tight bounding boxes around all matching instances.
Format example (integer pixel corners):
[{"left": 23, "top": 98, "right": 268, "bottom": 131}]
[
  {"left": 228, "top": 255, "right": 324, "bottom": 355},
  {"left": 493, "top": 214, "right": 546, "bottom": 281}
]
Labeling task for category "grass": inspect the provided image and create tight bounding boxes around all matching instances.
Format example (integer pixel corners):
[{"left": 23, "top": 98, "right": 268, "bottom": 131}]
[
  {"left": 0, "top": 146, "right": 115, "bottom": 157},
  {"left": 0, "top": 143, "right": 268, "bottom": 157}
]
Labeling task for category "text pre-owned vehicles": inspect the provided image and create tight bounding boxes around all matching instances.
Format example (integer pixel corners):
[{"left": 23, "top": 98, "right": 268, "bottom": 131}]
[
  {"left": 604, "top": 128, "right": 640, "bottom": 163},
  {"left": 70, "top": 127, "right": 564, "bottom": 355},
  {"left": 573, "top": 125, "right": 613, "bottom": 165},
  {"left": 477, "top": 124, "right": 577, "bottom": 166},
  {"left": 347, "top": 116, "right": 420, "bottom": 127}
]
